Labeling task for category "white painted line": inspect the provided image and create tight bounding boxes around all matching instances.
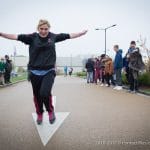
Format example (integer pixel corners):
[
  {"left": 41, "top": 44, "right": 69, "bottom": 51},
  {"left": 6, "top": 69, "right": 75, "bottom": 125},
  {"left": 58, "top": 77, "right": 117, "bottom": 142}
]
[
  {"left": 32, "top": 96, "right": 70, "bottom": 146},
  {"left": 52, "top": 96, "right": 56, "bottom": 109},
  {"left": 137, "top": 93, "right": 150, "bottom": 98},
  {"left": 32, "top": 112, "right": 70, "bottom": 146}
]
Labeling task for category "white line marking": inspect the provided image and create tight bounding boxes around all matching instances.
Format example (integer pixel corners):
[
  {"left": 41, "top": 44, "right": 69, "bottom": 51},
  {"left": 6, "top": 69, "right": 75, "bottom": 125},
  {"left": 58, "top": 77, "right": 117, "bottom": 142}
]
[
  {"left": 32, "top": 96, "right": 70, "bottom": 146},
  {"left": 32, "top": 112, "right": 70, "bottom": 146}
]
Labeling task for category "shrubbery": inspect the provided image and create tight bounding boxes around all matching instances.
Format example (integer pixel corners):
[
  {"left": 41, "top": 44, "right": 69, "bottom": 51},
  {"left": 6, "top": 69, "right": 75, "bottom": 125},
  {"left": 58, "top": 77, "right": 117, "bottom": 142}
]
[
  {"left": 138, "top": 72, "right": 150, "bottom": 86},
  {"left": 17, "top": 66, "right": 25, "bottom": 73},
  {"left": 122, "top": 73, "right": 128, "bottom": 85},
  {"left": 122, "top": 72, "right": 150, "bottom": 86},
  {"left": 77, "top": 71, "right": 150, "bottom": 86},
  {"left": 76, "top": 71, "right": 86, "bottom": 77}
]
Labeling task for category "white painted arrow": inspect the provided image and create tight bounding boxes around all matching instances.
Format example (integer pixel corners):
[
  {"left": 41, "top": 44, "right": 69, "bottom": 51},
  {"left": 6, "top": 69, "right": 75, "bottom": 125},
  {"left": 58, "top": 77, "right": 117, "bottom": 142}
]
[{"left": 32, "top": 96, "right": 70, "bottom": 146}]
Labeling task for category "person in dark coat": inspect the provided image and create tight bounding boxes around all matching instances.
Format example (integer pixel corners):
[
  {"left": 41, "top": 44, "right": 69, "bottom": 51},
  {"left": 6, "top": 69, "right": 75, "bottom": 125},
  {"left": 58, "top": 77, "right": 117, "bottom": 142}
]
[
  {"left": 85, "top": 58, "right": 94, "bottom": 83},
  {"left": 4, "top": 55, "right": 12, "bottom": 84},
  {"left": 128, "top": 47, "right": 145, "bottom": 92}
]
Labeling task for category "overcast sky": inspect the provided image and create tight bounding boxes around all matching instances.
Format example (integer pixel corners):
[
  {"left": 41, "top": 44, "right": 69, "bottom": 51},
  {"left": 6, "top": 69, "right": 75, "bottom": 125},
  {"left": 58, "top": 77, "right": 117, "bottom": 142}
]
[{"left": 0, "top": 0, "right": 150, "bottom": 58}]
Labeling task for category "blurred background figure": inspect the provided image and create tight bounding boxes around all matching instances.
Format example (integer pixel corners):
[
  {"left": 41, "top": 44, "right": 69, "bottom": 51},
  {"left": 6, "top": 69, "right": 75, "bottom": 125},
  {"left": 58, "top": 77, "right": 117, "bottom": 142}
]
[
  {"left": 113, "top": 45, "right": 123, "bottom": 90},
  {"left": 64, "top": 66, "right": 68, "bottom": 77},
  {"left": 0, "top": 58, "right": 5, "bottom": 85},
  {"left": 85, "top": 58, "right": 94, "bottom": 83},
  {"left": 128, "top": 47, "right": 145, "bottom": 93},
  {"left": 69, "top": 67, "right": 73, "bottom": 76},
  {"left": 104, "top": 56, "right": 114, "bottom": 87},
  {"left": 4, "top": 55, "right": 12, "bottom": 84},
  {"left": 100, "top": 54, "right": 106, "bottom": 86},
  {"left": 94, "top": 57, "right": 101, "bottom": 84}
]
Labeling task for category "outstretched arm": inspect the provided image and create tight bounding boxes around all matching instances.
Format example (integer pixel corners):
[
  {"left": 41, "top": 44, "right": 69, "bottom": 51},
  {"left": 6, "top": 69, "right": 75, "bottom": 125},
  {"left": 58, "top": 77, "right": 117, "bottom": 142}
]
[
  {"left": 0, "top": 32, "right": 18, "bottom": 40},
  {"left": 69, "top": 30, "right": 88, "bottom": 39}
]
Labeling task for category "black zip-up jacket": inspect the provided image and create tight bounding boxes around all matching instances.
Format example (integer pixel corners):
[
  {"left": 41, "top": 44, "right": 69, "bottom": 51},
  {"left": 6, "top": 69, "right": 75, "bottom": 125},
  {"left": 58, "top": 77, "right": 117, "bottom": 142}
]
[
  {"left": 85, "top": 60, "right": 94, "bottom": 72},
  {"left": 18, "top": 32, "right": 70, "bottom": 70}
]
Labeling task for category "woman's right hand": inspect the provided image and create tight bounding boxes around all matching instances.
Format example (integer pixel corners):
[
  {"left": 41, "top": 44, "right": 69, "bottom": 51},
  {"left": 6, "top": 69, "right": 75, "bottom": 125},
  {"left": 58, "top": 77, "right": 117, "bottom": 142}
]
[{"left": 0, "top": 32, "right": 17, "bottom": 40}]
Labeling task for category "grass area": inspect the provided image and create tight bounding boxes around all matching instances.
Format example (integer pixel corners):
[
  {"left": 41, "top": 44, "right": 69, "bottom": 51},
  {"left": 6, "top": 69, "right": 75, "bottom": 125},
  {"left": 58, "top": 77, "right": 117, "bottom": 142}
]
[
  {"left": 11, "top": 72, "right": 27, "bottom": 83},
  {"left": 76, "top": 71, "right": 150, "bottom": 95},
  {"left": 140, "top": 88, "right": 150, "bottom": 95},
  {"left": 76, "top": 72, "right": 86, "bottom": 78}
]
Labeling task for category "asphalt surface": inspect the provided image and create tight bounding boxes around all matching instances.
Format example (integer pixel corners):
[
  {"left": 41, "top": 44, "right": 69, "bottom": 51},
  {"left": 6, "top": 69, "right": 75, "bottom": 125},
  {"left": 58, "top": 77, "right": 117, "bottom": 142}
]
[{"left": 0, "top": 76, "right": 150, "bottom": 150}]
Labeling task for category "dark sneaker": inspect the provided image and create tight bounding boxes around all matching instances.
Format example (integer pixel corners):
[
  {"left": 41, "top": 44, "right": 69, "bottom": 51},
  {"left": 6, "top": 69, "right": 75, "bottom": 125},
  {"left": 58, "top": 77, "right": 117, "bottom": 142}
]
[
  {"left": 37, "top": 114, "right": 43, "bottom": 125},
  {"left": 132, "top": 90, "right": 138, "bottom": 94},
  {"left": 49, "top": 111, "right": 56, "bottom": 124},
  {"left": 127, "top": 90, "right": 133, "bottom": 93},
  {"left": 127, "top": 90, "right": 137, "bottom": 94}
]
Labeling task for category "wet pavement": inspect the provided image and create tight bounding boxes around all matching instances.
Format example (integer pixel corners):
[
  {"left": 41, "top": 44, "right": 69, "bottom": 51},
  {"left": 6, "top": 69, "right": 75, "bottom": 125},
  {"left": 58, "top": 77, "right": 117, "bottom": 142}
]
[{"left": 0, "top": 76, "right": 150, "bottom": 150}]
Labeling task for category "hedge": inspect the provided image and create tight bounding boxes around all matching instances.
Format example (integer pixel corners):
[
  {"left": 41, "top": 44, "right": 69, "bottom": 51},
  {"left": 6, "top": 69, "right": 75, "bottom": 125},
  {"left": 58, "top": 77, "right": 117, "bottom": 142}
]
[
  {"left": 77, "top": 71, "right": 150, "bottom": 86},
  {"left": 122, "top": 72, "right": 150, "bottom": 86}
]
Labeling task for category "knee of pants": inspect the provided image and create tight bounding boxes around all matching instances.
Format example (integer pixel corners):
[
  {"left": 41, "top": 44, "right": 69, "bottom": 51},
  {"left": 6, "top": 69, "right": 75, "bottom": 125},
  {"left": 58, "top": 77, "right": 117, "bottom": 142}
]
[{"left": 40, "top": 89, "right": 51, "bottom": 99}]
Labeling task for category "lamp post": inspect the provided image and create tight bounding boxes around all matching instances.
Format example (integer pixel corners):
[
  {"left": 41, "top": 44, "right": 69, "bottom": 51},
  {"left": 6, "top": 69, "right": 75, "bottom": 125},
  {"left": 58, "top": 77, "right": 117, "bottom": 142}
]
[
  {"left": 95, "top": 24, "right": 117, "bottom": 55},
  {"left": 13, "top": 46, "right": 17, "bottom": 71}
]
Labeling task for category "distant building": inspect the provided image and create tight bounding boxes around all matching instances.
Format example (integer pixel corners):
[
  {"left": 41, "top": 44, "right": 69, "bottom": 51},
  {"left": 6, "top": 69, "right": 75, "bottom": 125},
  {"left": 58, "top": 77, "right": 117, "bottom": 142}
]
[
  {"left": 10, "top": 55, "right": 29, "bottom": 70},
  {"left": 9, "top": 55, "right": 93, "bottom": 73}
]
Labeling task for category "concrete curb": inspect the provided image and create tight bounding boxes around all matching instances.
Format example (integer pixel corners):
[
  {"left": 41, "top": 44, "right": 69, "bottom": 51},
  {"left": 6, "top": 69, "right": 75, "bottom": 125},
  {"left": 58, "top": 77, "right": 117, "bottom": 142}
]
[
  {"left": 76, "top": 76, "right": 150, "bottom": 97},
  {"left": 0, "top": 79, "right": 27, "bottom": 88},
  {"left": 123, "top": 86, "right": 150, "bottom": 96}
]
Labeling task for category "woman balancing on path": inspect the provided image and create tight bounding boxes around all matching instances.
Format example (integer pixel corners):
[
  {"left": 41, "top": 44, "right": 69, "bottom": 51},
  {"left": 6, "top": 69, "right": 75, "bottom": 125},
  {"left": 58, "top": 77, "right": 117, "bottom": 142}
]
[{"left": 0, "top": 19, "right": 88, "bottom": 125}]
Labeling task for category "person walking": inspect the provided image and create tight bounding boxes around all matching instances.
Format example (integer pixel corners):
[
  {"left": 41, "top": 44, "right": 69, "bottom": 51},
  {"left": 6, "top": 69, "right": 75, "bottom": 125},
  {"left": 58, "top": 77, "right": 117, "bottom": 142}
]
[
  {"left": 69, "top": 67, "right": 73, "bottom": 76},
  {"left": 64, "top": 66, "right": 68, "bottom": 77},
  {"left": 0, "top": 19, "right": 87, "bottom": 124}
]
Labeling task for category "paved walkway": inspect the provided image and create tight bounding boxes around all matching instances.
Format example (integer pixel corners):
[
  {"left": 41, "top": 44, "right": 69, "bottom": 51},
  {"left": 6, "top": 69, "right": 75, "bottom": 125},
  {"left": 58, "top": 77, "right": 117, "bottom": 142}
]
[{"left": 0, "top": 76, "right": 150, "bottom": 150}]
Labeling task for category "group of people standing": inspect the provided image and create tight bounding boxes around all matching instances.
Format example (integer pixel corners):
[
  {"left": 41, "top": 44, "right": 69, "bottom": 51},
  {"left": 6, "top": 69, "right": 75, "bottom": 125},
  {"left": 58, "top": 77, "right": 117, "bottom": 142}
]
[
  {"left": 0, "top": 55, "right": 12, "bottom": 85},
  {"left": 0, "top": 17, "right": 145, "bottom": 127},
  {"left": 85, "top": 41, "right": 145, "bottom": 93}
]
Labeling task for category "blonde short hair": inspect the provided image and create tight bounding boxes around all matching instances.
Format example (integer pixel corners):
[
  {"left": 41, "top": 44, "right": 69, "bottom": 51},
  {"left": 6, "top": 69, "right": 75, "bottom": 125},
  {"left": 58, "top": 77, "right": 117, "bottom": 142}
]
[{"left": 37, "top": 19, "right": 51, "bottom": 29}]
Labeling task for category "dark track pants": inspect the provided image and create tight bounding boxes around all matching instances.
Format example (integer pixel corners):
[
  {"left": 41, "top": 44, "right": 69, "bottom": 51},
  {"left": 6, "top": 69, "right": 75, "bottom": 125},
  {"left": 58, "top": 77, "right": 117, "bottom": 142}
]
[
  {"left": 30, "top": 70, "right": 56, "bottom": 115},
  {"left": 4, "top": 71, "right": 11, "bottom": 83},
  {"left": 129, "top": 69, "right": 138, "bottom": 91}
]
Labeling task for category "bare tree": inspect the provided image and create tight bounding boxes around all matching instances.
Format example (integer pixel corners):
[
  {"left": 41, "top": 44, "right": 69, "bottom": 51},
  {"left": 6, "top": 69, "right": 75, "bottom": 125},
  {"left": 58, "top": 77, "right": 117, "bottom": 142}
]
[{"left": 137, "top": 35, "right": 150, "bottom": 72}]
